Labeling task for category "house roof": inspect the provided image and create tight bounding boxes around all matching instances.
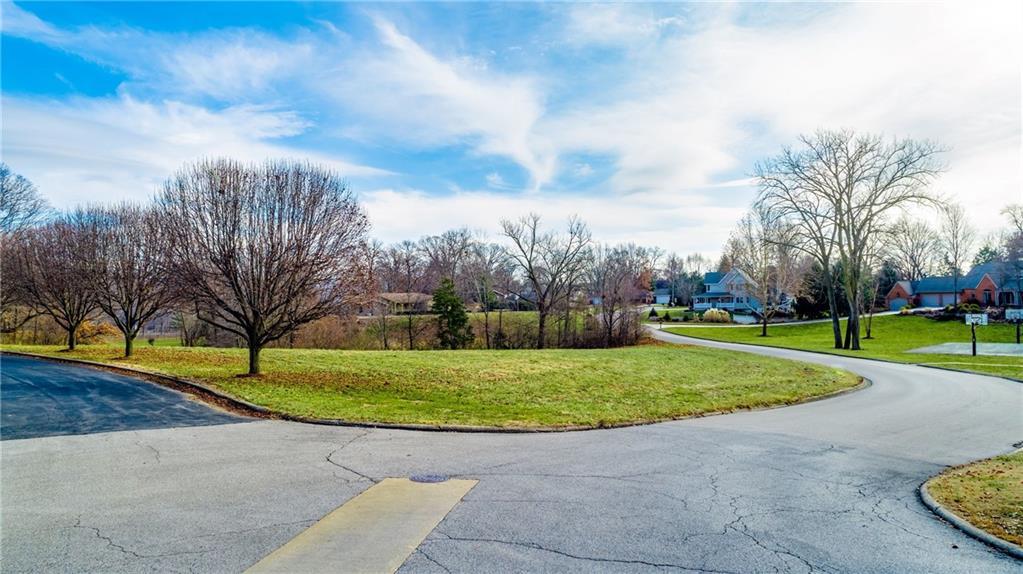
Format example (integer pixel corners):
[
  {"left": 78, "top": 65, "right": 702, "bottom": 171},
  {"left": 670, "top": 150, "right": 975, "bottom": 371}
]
[
  {"left": 379, "top": 292, "right": 432, "bottom": 304},
  {"left": 653, "top": 288, "right": 672, "bottom": 296},
  {"left": 703, "top": 271, "right": 723, "bottom": 284}
]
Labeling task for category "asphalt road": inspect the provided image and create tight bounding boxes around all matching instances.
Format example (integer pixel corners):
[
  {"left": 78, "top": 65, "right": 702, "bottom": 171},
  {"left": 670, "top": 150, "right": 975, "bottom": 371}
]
[
  {"left": 0, "top": 354, "right": 244, "bottom": 440},
  {"left": 1, "top": 335, "right": 1021, "bottom": 573}
]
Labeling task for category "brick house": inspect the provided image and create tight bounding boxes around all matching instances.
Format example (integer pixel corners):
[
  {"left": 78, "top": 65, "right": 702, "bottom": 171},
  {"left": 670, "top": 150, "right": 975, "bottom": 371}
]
[{"left": 884, "top": 262, "right": 1022, "bottom": 310}]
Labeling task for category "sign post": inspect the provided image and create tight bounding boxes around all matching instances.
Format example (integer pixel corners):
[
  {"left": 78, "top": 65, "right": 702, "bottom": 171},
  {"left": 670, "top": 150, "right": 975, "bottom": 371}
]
[
  {"left": 1006, "top": 309, "right": 1023, "bottom": 344},
  {"left": 964, "top": 314, "right": 988, "bottom": 356}
]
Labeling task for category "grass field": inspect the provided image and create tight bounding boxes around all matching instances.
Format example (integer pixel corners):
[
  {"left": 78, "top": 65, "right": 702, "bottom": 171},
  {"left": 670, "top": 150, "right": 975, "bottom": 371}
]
[
  {"left": 927, "top": 450, "right": 1023, "bottom": 546},
  {"left": 0, "top": 342, "right": 859, "bottom": 428},
  {"left": 666, "top": 314, "right": 1023, "bottom": 379}
]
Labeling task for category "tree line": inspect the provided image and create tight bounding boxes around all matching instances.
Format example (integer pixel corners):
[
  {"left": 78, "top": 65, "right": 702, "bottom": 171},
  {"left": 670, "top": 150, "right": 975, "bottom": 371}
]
[{"left": 1, "top": 159, "right": 666, "bottom": 374}]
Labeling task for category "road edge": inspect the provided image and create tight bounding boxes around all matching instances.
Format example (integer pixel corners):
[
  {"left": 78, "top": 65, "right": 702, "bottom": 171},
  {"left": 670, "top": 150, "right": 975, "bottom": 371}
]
[
  {"left": 0, "top": 349, "right": 868, "bottom": 434},
  {"left": 658, "top": 328, "right": 1023, "bottom": 384},
  {"left": 919, "top": 477, "right": 1023, "bottom": 560}
]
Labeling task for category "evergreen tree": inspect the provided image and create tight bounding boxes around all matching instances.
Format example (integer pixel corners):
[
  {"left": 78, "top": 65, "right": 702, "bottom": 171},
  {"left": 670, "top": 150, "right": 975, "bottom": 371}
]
[{"left": 433, "top": 277, "right": 473, "bottom": 349}]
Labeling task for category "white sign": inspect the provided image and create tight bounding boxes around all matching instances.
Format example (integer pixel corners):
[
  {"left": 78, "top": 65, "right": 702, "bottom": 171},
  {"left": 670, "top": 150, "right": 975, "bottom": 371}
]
[
  {"left": 964, "top": 313, "right": 988, "bottom": 326},
  {"left": 1006, "top": 309, "right": 1023, "bottom": 322}
]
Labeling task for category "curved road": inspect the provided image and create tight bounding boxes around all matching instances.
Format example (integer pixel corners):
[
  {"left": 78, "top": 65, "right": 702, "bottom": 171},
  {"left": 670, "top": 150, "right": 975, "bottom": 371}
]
[{"left": 1, "top": 334, "right": 1021, "bottom": 573}]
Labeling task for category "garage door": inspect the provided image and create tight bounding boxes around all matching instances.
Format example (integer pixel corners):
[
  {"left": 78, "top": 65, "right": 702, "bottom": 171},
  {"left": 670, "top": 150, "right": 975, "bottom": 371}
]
[
  {"left": 920, "top": 294, "right": 942, "bottom": 307},
  {"left": 889, "top": 298, "right": 908, "bottom": 311}
]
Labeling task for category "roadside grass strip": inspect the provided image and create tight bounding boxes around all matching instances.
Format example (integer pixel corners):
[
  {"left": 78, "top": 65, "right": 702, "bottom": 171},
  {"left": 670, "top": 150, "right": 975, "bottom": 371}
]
[
  {"left": 0, "top": 343, "right": 859, "bottom": 428},
  {"left": 667, "top": 314, "right": 1023, "bottom": 379}
]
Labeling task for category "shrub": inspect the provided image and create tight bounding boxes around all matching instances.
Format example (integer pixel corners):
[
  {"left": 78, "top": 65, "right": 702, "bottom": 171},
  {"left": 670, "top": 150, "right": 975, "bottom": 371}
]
[
  {"left": 648, "top": 308, "right": 659, "bottom": 318},
  {"left": 147, "top": 337, "right": 156, "bottom": 346},
  {"left": 900, "top": 305, "right": 912, "bottom": 315},
  {"left": 76, "top": 320, "right": 119, "bottom": 344},
  {"left": 661, "top": 311, "right": 671, "bottom": 322},
  {"left": 702, "top": 308, "right": 731, "bottom": 323}
]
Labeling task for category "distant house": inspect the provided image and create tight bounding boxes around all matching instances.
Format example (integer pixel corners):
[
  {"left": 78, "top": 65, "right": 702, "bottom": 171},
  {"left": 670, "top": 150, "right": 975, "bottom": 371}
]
[
  {"left": 692, "top": 270, "right": 762, "bottom": 313},
  {"left": 378, "top": 292, "right": 433, "bottom": 315},
  {"left": 653, "top": 288, "right": 672, "bottom": 305},
  {"left": 884, "top": 262, "right": 1022, "bottom": 310}
]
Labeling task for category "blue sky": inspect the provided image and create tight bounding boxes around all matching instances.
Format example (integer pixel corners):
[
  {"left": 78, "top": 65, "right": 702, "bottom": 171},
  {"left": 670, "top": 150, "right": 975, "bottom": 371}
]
[{"left": 2, "top": 1, "right": 1020, "bottom": 255}]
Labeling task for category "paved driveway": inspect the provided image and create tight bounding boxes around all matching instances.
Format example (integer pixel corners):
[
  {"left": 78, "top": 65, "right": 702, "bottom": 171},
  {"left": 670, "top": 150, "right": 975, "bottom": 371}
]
[
  {"left": 0, "top": 354, "right": 245, "bottom": 440},
  {"left": 1, "top": 340, "right": 1021, "bottom": 573}
]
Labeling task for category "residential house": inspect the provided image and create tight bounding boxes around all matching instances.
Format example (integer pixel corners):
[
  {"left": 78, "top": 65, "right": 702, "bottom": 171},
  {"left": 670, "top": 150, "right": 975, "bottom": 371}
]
[
  {"left": 653, "top": 288, "right": 672, "bottom": 305},
  {"left": 692, "top": 270, "right": 762, "bottom": 313},
  {"left": 884, "top": 262, "right": 1022, "bottom": 310},
  {"left": 378, "top": 292, "right": 433, "bottom": 315}
]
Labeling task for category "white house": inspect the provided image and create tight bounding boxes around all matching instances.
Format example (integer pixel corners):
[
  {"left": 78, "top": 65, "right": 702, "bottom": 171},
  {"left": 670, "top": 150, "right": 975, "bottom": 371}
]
[{"left": 691, "top": 270, "right": 762, "bottom": 313}]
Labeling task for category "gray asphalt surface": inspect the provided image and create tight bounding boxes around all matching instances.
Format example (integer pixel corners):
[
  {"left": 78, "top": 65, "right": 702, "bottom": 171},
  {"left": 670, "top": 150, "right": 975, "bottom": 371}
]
[
  {"left": 0, "top": 354, "right": 245, "bottom": 440},
  {"left": 1, "top": 334, "right": 1021, "bottom": 573}
]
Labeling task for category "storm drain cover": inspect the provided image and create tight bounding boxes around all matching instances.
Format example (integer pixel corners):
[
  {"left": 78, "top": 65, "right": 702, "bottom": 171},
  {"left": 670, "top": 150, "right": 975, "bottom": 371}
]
[{"left": 410, "top": 474, "right": 449, "bottom": 483}]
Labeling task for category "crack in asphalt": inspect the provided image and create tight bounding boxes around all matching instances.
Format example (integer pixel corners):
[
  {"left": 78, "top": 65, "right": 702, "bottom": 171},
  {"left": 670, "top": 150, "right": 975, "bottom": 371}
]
[
  {"left": 415, "top": 546, "right": 453, "bottom": 574},
  {"left": 429, "top": 532, "right": 744, "bottom": 573},
  {"left": 325, "top": 430, "right": 376, "bottom": 482},
  {"left": 73, "top": 516, "right": 212, "bottom": 561},
  {"left": 134, "top": 439, "right": 161, "bottom": 464}
]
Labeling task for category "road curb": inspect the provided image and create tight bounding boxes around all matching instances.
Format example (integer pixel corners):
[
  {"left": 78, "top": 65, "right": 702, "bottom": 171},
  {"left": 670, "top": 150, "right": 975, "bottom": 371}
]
[
  {"left": 655, "top": 328, "right": 1023, "bottom": 384},
  {"left": 919, "top": 477, "right": 1023, "bottom": 560},
  {"left": 0, "top": 350, "right": 868, "bottom": 434}
]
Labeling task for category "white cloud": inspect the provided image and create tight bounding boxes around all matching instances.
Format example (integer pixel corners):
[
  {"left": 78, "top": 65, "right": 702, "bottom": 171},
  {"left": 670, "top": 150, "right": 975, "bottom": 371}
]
[
  {"left": 485, "top": 172, "right": 506, "bottom": 188},
  {"left": 325, "top": 17, "right": 556, "bottom": 189},
  {"left": 1, "top": 95, "right": 390, "bottom": 207}
]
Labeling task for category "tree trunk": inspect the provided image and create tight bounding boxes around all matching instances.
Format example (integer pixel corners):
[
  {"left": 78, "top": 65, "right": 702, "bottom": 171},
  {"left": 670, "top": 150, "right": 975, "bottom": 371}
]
[
  {"left": 66, "top": 328, "right": 77, "bottom": 351},
  {"left": 536, "top": 309, "right": 547, "bottom": 349},
  {"left": 125, "top": 334, "right": 134, "bottom": 357},
  {"left": 844, "top": 299, "right": 861, "bottom": 350},
  {"left": 483, "top": 309, "right": 491, "bottom": 349},
  {"left": 248, "top": 344, "right": 262, "bottom": 375},
  {"left": 823, "top": 270, "right": 843, "bottom": 349},
  {"left": 761, "top": 314, "right": 768, "bottom": 337}
]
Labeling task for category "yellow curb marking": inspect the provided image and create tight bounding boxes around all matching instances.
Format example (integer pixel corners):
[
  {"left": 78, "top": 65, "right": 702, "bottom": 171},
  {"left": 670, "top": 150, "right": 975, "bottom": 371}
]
[{"left": 245, "top": 478, "right": 477, "bottom": 574}]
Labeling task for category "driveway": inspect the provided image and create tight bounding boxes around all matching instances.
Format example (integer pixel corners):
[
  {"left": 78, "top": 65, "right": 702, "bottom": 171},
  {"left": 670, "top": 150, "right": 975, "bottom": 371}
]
[
  {"left": 0, "top": 354, "right": 244, "bottom": 440},
  {"left": 1, "top": 339, "right": 1021, "bottom": 573}
]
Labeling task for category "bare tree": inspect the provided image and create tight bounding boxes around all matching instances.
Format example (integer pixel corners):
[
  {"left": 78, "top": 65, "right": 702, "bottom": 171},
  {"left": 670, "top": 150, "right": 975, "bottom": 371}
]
[
  {"left": 938, "top": 202, "right": 976, "bottom": 304},
  {"left": 501, "top": 214, "right": 591, "bottom": 349},
  {"left": 157, "top": 159, "right": 370, "bottom": 375},
  {"left": 728, "top": 207, "right": 802, "bottom": 337},
  {"left": 886, "top": 217, "right": 937, "bottom": 281},
  {"left": 89, "top": 204, "right": 178, "bottom": 357},
  {"left": 9, "top": 211, "right": 99, "bottom": 349},
  {"left": 589, "top": 243, "right": 648, "bottom": 347},
  {"left": 757, "top": 129, "right": 942, "bottom": 350},
  {"left": 0, "top": 163, "right": 50, "bottom": 234},
  {"left": 420, "top": 228, "right": 474, "bottom": 291},
  {"left": 383, "top": 240, "right": 428, "bottom": 349},
  {"left": 466, "top": 240, "right": 512, "bottom": 349}
]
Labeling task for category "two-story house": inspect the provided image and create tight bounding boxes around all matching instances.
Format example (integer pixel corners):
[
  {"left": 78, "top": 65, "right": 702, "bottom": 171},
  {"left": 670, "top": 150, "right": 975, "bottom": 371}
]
[{"left": 691, "top": 270, "right": 762, "bottom": 313}]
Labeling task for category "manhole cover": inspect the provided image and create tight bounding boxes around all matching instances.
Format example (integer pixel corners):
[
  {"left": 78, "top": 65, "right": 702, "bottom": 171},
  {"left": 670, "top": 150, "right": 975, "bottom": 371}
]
[{"left": 410, "top": 474, "right": 449, "bottom": 483}]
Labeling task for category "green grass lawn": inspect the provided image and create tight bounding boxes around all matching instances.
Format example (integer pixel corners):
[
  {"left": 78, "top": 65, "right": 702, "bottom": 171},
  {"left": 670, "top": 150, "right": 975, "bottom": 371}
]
[
  {"left": 0, "top": 343, "right": 859, "bottom": 428},
  {"left": 927, "top": 450, "right": 1023, "bottom": 546},
  {"left": 666, "top": 314, "right": 1023, "bottom": 379}
]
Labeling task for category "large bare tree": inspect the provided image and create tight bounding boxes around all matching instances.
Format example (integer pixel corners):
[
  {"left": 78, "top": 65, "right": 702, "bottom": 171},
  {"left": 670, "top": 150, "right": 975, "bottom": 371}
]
[
  {"left": 9, "top": 211, "right": 99, "bottom": 349},
  {"left": 89, "top": 204, "right": 178, "bottom": 357},
  {"left": 887, "top": 217, "right": 937, "bottom": 281},
  {"left": 501, "top": 214, "right": 591, "bottom": 349},
  {"left": 757, "top": 129, "right": 942, "bottom": 350},
  {"left": 157, "top": 159, "right": 370, "bottom": 375},
  {"left": 0, "top": 163, "right": 50, "bottom": 234},
  {"left": 938, "top": 202, "right": 976, "bottom": 304}
]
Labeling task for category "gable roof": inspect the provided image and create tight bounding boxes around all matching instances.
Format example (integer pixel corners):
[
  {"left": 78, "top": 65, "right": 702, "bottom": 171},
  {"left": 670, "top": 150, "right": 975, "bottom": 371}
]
[
  {"left": 379, "top": 292, "right": 432, "bottom": 304},
  {"left": 703, "top": 271, "right": 723, "bottom": 284}
]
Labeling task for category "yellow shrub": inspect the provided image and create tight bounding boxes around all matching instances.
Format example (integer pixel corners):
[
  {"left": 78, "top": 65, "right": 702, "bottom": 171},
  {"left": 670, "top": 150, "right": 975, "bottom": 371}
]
[{"left": 702, "top": 309, "right": 732, "bottom": 323}]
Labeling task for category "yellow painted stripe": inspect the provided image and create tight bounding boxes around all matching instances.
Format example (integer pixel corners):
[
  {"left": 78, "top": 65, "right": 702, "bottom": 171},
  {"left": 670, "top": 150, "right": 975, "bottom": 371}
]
[{"left": 245, "top": 478, "right": 477, "bottom": 574}]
